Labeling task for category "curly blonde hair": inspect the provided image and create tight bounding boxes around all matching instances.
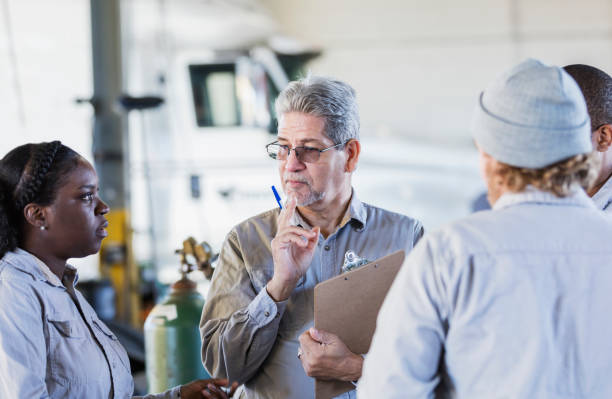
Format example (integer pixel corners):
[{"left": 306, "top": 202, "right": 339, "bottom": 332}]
[{"left": 494, "top": 152, "right": 600, "bottom": 197}]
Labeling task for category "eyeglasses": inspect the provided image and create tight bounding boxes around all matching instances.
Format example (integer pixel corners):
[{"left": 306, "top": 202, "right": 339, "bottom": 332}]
[{"left": 265, "top": 141, "right": 347, "bottom": 163}]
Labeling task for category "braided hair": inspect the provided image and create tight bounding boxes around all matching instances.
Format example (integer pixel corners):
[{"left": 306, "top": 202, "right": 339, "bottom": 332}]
[{"left": 0, "top": 141, "right": 80, "bottom": 258}]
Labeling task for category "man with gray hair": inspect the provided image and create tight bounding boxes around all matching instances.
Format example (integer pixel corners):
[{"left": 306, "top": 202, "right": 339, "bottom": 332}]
[{"left": 200, "top": 76, "right": 423, "bottom": 398}]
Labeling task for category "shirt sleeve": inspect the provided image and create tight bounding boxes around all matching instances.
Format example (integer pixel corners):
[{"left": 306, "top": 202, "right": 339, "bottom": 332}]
[
  {"left": 357, "top": 236, "right": 447, "bottom": 399},
  {"left": 0, "top": 275, "right": 50, "bottom": 398},
  {"left": 200, "top": 230, "right": 288, "bottom": 384}
]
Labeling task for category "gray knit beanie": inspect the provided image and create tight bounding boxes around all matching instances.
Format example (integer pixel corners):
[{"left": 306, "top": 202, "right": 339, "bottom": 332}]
[{"left": 472, "top": 59, "right": 592, "bottom": 168}]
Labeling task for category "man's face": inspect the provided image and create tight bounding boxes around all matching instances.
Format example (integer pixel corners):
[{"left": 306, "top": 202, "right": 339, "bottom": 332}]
[{"left": 277, "top": 112, "right": 350, "bottom": 207}]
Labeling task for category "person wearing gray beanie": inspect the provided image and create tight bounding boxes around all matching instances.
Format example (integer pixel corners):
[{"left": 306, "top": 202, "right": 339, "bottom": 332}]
[
  {"left": 358, "top": 59, "right": 612, "bottom": 399},
  {"left": 471, "top": 58, "right": 598, "bottom": 205},
  {"left": 473, "top": 58, "right": 592, "bottom": 169}
]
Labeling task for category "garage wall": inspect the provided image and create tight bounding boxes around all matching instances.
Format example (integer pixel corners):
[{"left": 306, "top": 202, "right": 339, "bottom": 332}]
[
  {"left": 0, "top": 0, "right": 93, "bottom": 156},
  {"left": 262, "top": 0, "right": 612, "bottom": 145}
]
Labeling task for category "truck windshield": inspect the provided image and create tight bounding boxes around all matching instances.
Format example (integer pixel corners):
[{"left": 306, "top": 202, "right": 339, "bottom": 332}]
[{"left": 189, "top": 63, "right": 240, "bottom": 127}]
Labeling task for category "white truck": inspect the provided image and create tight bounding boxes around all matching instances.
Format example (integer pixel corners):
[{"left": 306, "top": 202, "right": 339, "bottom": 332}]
[{"left": 122, "top": 1, "right": 484, "bottom": 284}]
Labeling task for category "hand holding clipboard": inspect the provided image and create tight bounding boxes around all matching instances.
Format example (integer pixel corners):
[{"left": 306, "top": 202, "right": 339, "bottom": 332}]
[{"left": 312, "top": 250, "right": 406, "bottom": 399}]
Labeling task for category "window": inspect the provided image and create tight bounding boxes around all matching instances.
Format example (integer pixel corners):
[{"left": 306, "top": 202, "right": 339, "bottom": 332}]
[{"left": 189, "top": 64, "right": 240, "bottom": 127}]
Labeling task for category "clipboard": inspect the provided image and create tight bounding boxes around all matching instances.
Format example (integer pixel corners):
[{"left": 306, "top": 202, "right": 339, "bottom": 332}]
[{"left": 313, "top": 250, "right": 406, "bottom": 399}]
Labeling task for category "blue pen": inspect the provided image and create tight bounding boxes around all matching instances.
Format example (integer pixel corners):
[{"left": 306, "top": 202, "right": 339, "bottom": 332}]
[{"left": 271, "top": 185, "right": 283, "bottom": 209}]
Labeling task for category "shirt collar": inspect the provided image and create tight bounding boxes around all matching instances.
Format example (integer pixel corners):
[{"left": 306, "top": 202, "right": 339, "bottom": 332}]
[
  {"left": 592, "top": 176, "right": 612, "bottom": 211},
  {"left": 4, "top": 248, "right": 79, "bottom": 288},
  {"left": 290, "top": 189, "right": 367, "bottom": 231},
  {"left": 493, "top": 185, "right": 596, "bottom": 211},
  {"left": 347, "top": 191, "right": 367, "bottom": 229}
]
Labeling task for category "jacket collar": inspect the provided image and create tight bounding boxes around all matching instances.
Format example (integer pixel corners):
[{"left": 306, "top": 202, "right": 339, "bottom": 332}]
[
  {"left": 493, "top": 186, "right": 596, "bottom": 211},
  {"left": 3, "top": 248, "right": 78, "bottom": 288},
  {"left": 592, "top": 176, "right": 612, "bottom": 211}
]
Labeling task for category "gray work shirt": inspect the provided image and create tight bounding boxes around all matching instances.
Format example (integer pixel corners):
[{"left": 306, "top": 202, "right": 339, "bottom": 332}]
[
  {"left": 200, "top": 192, "right": 424, "bottom": 399},
  {"left": 359, "top": 188, "right": 612, "bottom": 398},
  {"left": 592, "top": 176, "right": 612, "bottom": 212},
  {"left": 0, "top": 248, "right": 180, "bottom": 399}
]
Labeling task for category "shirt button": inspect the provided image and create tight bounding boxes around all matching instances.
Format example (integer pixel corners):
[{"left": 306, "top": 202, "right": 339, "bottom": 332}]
[
  {"left": 324, "top": 245, "right": 330, "bottom": 251},
  {"left": 264, "top": 311, "right": 270, "bottom": 317}
]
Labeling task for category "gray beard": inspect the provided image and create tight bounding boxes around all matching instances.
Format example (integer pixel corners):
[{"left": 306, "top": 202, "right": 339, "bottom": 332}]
[
  {"left": 297, "top": 189, "right": 325, "bottom": 206},
  {"left": 283, "top": 173, "right": 325, "bottom": 206}
]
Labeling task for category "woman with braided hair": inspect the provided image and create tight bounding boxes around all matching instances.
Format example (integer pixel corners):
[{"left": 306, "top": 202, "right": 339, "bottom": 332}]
[{"left": 0, "top": 142, "right": 236, "bottom": 399}]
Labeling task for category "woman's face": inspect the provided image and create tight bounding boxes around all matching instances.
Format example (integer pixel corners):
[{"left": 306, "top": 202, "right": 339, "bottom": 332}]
[{"left": 44, "top": 158, "right": 109, "bottom": 259}]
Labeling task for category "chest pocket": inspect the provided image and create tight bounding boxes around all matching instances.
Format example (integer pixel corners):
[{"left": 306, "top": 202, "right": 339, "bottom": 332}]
[
  {"left": 49, "top": 318, "right": 83, "bottom": 338},
  {"left": 92, "top": 318, "right": 131, "bottom": 371},
  {"left": 91, "top": 318, "right": 134, "bottom": 398},
  {"left": 47, "top": 315, "right": 88, "bottom": 383}
]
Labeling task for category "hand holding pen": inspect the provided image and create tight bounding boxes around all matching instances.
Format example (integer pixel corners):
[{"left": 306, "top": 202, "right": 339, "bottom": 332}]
[{"left": 267, "top": 193, "right": 320, "bottom": 302}]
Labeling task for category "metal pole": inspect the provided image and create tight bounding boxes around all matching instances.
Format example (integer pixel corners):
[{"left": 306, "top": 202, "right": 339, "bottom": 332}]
[{"left": 90, "top": 0, "right": 138, "bottom": 326}]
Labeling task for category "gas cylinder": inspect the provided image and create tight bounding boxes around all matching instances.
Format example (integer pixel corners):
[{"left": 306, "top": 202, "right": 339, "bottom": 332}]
[{"left": 144, "top": 238, "right": 214, "bottom": 393}]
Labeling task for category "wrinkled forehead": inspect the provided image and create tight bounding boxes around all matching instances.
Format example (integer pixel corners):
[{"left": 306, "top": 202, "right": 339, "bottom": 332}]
[{"left": 277, "top": 112, "right": 332, "bottom": 145}]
